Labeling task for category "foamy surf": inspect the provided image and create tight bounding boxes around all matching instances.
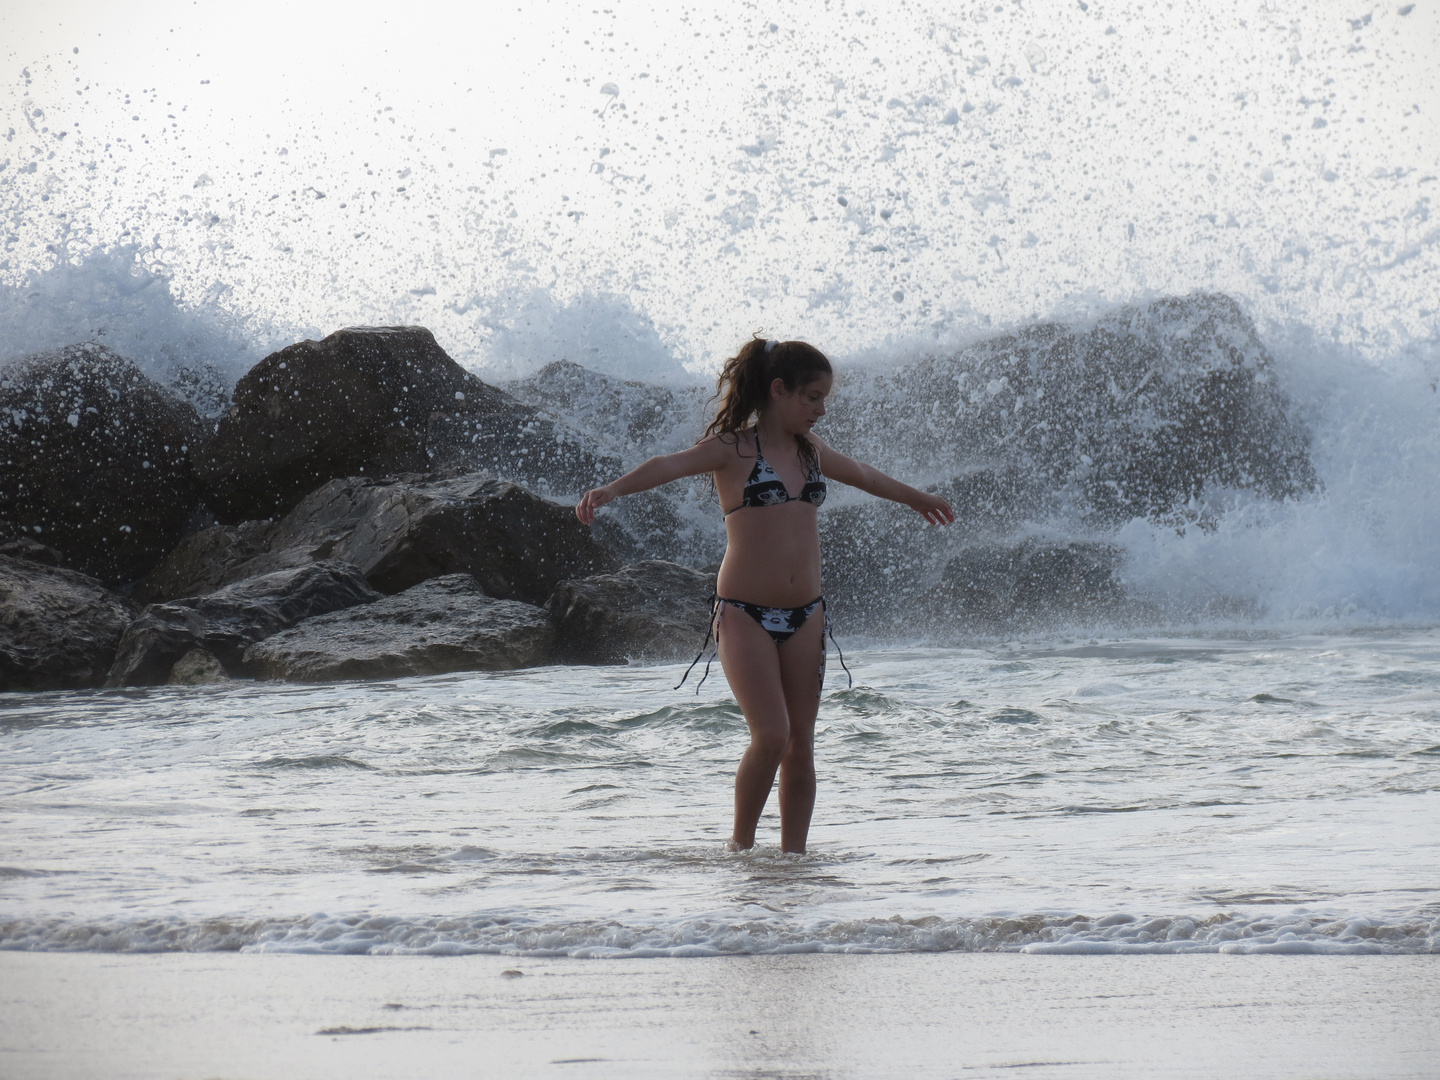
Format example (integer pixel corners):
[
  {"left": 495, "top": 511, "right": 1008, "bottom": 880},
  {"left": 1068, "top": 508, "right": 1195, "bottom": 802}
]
[
  {"left": 2, "top": 638, "right": 1436, "bottom": 958},
  {"left": 2, "top": 909, "right": 1435, "bottom": 957}
]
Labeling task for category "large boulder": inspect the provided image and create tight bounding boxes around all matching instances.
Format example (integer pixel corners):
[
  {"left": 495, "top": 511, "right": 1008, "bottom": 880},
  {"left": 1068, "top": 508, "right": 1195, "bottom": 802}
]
[
  {"left": 0, "top": 343, "right": 203, "bottom": 583},
  {"left": 105, "top": 561, "right": 380, "bottom": 686},
  {"left": 925, "top": 539, "right": 1133, "bottom": 633},
  {"left": 243, "top": 574, "right": 554, "bottom": 681},
  {"left": 824, "top": 292, "right": 1318, "bottom": 527},
  {"left": 802, "top": 292, "right": 1320, "bottom": 631},
  {"left": 825, "top": 531, "right": 1132, "bottom": 636},
  {"left": 818, "top": 467, "right": 1038, "bottom": 629},
  {"left": 0, "top": 555, "right": 138, "bottom": 691},
  {"left": 546, "top": 560, "right": 715, "bottom": 664},
  {"left": 206, "top": 471, "right": 613, "bottom": 604},
  {"left": 194, "top": 326, "right": 617, "bottom": 521}
]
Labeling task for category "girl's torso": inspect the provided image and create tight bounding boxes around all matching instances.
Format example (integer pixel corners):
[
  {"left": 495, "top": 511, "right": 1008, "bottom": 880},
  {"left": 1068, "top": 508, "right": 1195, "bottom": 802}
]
[{"left": 714, "top": 430, "right": 825, "bottom": 607}]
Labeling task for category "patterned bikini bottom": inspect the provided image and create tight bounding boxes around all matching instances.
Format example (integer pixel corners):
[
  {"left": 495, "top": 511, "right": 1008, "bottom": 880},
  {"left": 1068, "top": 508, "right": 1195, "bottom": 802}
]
[
  {"left": 676, "top": 594, "right": 851, "bottom": 693},
  {"left": 718, "top": 596, "right": 823, "bottom": 645}
]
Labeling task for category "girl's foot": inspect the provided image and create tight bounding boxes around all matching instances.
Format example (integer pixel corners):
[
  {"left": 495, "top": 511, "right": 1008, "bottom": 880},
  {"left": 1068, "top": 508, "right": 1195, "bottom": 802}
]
[{"left": 726, "top": 838, "right": 752, "bottom": 852}]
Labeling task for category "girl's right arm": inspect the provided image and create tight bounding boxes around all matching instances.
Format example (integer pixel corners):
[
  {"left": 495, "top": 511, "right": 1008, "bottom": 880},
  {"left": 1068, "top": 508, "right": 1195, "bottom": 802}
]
[{"left": 575, "top": 437, "right": 731, "bottom": 524}]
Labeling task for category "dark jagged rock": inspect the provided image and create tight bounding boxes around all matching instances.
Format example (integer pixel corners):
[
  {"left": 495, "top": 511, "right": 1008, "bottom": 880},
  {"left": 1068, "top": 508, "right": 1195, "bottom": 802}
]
[
  {"left": 194, "top": 326, "right": 617, "bottom": 522},
  {"left": 105, "top": 561, "right": 380, "bottom": 686},
  {"left": 818, "top": 500, "right": 950, "bottom": 631},
  {"left": 213, "top": 471, "right": 613, "bottom": 604},
  {"left": 546, "top": 560, "right": 715, "bottom": 664},
  {"left": 132, "top": 519, "right": 277, "bottom": 604},
  {"left": 828, "top": 532, "right": 1130, "bottom": 636},
  {"left": 0, "top": 343, "right": 203, "bottom": 583},
  {"left": 0, "top": 555, "right": 138, "bottom": 691},
  {"left": 243, "top": 574, "right": 554, "bottom": 681},
  {"left": 825, "top": 292, "right": 1318, "bottom": 528}
]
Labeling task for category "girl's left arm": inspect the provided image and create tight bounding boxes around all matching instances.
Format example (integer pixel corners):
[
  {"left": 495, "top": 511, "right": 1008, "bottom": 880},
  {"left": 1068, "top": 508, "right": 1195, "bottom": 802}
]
[{"left": 812, "top": 436, "right": 955, "bottom": 526}]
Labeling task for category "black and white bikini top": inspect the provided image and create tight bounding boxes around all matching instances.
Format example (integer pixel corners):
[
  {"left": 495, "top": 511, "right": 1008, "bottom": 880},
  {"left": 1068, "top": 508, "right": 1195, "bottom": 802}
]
[{"left": 724, "top": 432, "right": 827, "bottom": 516}]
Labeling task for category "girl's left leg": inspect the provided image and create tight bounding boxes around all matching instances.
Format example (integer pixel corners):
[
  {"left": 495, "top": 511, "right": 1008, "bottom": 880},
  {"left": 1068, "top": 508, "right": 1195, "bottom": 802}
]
[
  {"left": 716, "top": 605, "right": 790, "bottom": 851},
  {"left": 775, "top": 607, "right": 827, "bottom": 853}
]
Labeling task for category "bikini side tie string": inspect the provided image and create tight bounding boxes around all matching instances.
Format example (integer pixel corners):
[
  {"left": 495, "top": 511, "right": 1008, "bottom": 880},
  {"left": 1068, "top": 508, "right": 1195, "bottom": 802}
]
[
  {"left": 822, "top": 600, "right": 854, "bottom": 689},
  {"left": 675, "top": 592, "right": 720, "bottom": 693}
]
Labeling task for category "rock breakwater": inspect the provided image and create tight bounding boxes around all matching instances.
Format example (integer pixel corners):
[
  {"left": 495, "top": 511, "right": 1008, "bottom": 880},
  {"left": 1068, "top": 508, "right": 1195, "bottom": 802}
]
[{"left": 0, "top": 293, "right": 1320, "bottom": 689}]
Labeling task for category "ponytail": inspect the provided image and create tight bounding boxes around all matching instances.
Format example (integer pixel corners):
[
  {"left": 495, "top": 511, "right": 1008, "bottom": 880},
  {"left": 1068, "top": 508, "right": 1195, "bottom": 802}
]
[{"left": 704, "top": 336, "right": 833, "bottom": 445}]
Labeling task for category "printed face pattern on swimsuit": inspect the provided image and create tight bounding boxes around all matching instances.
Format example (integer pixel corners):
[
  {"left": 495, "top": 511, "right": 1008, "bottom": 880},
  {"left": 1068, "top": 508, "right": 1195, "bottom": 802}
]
[
  {"left": 725, "top": 433, "right": 827, "bottom": 515},
  {"left": 722, "top": 597, "right": 823, "bottom": 645}
]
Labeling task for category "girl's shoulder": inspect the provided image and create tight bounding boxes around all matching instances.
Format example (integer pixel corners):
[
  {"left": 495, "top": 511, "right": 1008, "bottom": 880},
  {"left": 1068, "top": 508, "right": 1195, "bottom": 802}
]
[{"left": 698, "top": 428, "right": 758, "bottom": 454}]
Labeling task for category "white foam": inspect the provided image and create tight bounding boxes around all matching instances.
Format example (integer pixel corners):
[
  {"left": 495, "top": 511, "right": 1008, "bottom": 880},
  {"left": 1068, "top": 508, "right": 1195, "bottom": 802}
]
[
  {"left": 1119, "top": 329, "right": 1440, "bottom": 625},
  {"left": 1, "top": 910, "right": 1433, "bottom": 957}
]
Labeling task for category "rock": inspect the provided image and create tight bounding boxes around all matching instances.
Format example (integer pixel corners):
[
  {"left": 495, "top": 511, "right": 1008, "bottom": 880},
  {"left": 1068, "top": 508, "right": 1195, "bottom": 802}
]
[
  {"left": 194, "top": 326, "right": 617, "bottom": 522},
  {"left": 546, "top": 560, "right": 715, "bottom": 664},
  {"left": 0, "top": 555, "right": 138, "bottom": 691},
  {"left": 131, "top": 519, "right": 277, "bottom": 604},
  {"left": 588, "top": 490, "right": 719, "bottom": 569},
  {"left": 927, "top": 539, "right": 1132, "bottom": 632},
  {"left": 819, "top": 467, "right": 1036, "bottom": 629},
  {"left": 802, "top": 292, "right": 1320, "bottom": 631},
  {"left": 215, "top": 471, "right": 613, "bottom": 604},
  {"left": 105, "top": 561, "right": 380, "bottom": 686},
  {"left": 501, "top": 359, "right": 709, "bottom": 461},
  {"left": 243, "top": 574, "right": 554, "bottom": 681},
  {"left": 0, "top": 525, "right": 64, "bottom": 567},
  {"left": 824, "top": 292, "right": 1318, "bottom": 527},
  {"left": 0, "top": 343, "right": 204, "bottom": 583},
  {"left": 423, "top": 412, "right": 618, "bottom": 502},
  {"left": 167, "top": 648, "right": 230, "bottom": 685},
  {"left": 502, "top": 361, "right": 723, "bottom": 569}
]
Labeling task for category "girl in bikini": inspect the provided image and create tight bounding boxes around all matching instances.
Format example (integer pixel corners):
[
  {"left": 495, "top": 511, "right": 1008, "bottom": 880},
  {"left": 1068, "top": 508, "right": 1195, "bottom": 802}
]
[{"left": 575, "top": 338, "right": 954, "bottom": 853}]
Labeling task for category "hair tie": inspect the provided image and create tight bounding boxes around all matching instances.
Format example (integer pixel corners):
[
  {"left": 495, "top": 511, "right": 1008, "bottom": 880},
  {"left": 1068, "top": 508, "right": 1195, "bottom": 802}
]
[{"left": 764, "top": 339, "right": 779, "bottom": 353}]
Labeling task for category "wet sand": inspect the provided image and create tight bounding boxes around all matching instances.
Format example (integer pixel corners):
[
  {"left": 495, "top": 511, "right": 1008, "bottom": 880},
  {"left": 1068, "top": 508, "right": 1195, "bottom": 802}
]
[{"left": 2, "top": 952, "right": 1436, "bottom": 1079}]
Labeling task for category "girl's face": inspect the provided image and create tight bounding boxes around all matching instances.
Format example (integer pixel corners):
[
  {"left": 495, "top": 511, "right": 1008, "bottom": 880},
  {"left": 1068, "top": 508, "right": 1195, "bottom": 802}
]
[{"left": 768, "top": 374, "right": 833, "bottom": 434}]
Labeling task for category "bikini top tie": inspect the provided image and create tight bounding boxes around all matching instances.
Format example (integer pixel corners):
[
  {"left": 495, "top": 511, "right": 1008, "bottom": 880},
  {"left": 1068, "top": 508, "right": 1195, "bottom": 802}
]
[{"left": 724, "top": 432, "right": 827, "bottom": 516}]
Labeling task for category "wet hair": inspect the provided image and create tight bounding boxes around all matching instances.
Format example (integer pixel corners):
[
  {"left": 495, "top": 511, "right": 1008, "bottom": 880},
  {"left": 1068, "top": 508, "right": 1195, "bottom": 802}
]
[{"left": 704, "top": 337, "right": 832, "bottom": 465}]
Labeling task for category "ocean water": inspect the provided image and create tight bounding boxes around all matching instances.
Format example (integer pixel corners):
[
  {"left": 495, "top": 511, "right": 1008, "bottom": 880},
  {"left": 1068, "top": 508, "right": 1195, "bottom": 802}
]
[
  {"left": 2, "top": 632, "right": 1437, "bottom": 956},
  {"left": 2, "top": 2, "right": 1438, "bottom": 959}
]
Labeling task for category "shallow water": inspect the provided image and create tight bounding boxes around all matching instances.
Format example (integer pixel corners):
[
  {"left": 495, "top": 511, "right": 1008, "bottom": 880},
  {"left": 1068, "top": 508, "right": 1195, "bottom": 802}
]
[{"left": 3, "top": 630, "right": 1436, "bottom": 956}]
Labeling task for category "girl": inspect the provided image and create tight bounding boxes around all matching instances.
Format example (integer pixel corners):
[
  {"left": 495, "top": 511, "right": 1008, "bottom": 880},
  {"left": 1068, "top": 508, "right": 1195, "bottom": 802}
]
[{"left": 575, "top": 338, "right": 953, "bottom": 853}]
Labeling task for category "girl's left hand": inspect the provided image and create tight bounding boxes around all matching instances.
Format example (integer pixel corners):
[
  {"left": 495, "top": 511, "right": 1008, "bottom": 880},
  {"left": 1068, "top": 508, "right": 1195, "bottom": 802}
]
[{"left": 909, "top": 492, "right": 956, "bottom": 526}]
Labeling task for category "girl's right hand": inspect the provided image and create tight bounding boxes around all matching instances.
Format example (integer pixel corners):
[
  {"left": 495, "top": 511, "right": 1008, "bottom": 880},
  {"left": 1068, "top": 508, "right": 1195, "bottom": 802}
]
[{"left": 575, "top": 485, "right": 616, "bottom": 525}]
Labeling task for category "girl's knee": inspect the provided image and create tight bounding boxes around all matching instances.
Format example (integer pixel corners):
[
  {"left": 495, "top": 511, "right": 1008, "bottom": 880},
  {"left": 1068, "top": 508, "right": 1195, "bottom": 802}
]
[{"left": 750, "top": 724, "right": 790, "bottom": 761}]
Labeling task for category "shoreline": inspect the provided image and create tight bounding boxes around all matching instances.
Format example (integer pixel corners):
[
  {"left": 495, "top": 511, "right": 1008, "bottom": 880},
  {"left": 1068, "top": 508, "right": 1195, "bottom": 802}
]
[{"left": 3, "top": 952, "right": 1437, "bottom": 1079}]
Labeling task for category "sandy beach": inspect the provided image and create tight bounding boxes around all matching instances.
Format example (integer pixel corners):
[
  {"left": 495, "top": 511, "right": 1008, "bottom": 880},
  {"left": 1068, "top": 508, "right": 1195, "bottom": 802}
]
[{"left": 2, "top": 952, "right": 1437, "bottom": 1079}]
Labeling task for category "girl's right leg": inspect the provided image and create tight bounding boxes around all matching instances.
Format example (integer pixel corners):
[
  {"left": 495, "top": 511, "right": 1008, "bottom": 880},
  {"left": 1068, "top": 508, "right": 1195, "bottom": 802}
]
[{"left": 715, "top": 605, "right": 789, "bottom": 850}]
